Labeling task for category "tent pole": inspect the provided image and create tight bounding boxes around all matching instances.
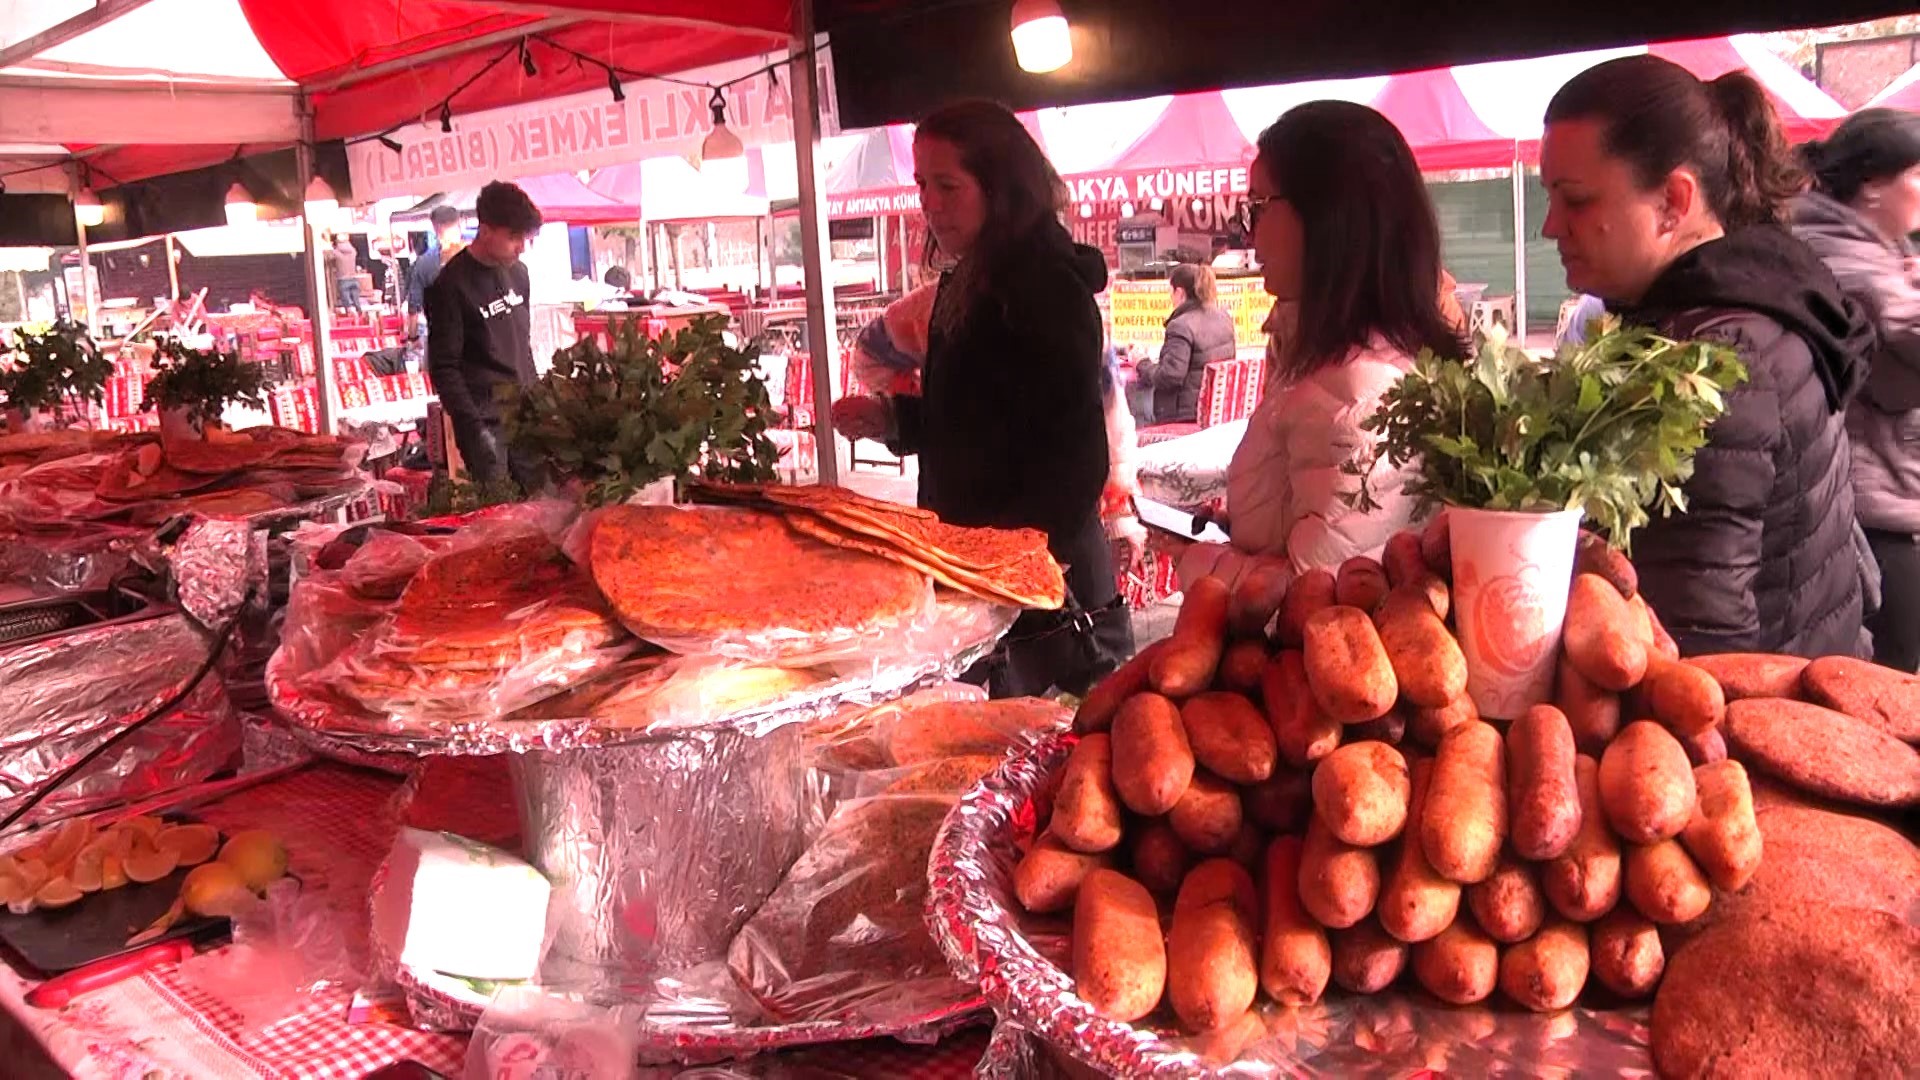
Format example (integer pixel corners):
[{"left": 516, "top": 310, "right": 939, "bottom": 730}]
[
  {"left": 295, "top": 93, "right": 338, "bottom": 435},
  {"left": 164, "top": 234, "right": 179, "bottom": 300},
  {"left": 67, "top": 163, "right": 94, "bottom": 334},
  {"left": 1511, "top": 145, "right": 1528, "bottom": 347},
  {"left": 790, "top": 1, "right": 840, "bottom": 485},
  {"left": 875, "top": 215, "right": 889, "bottom": 293}
]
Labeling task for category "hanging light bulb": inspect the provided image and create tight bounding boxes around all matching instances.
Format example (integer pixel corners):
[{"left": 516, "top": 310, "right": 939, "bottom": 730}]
[
  {"left": 700, "top": 88, "right": 748, "bottom": 195},
  {"left": 1078, "top": 204, "right": 1093, "bottom": 220},
  {"left": 440, "top": 105, "right": 454, "bottom": 134},
  {"left": 1011, "top": 0, "right": 1072, "bottom": 74},
  {"left": 72, "top": 187, "right": 105, "bottom": 229},
  {"left": 224, "top": 182, "right": 257, "bottom": 227},
  {"left": 1150, "top": 197, "right": 1164, "bottom": 212},
  {"left": 1120, "top": 201, "right": 1135, "bottom": 218},
  {"left": 303, "top": 176, "right": 338, "bottom": 220},
  {"left": 607, "top": 68, "right": 626, "bottom": 103},
  {"left": 520, "top": 41, "right": 538, "bottom": 78}
]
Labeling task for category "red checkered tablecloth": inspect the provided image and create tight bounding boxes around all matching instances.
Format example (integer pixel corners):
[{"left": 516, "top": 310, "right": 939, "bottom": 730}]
[{"left": 0, "top": 763, "right": 989, "bottom": 1079}]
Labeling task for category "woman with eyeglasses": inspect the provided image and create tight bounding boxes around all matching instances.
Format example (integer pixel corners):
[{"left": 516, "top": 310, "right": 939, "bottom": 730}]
[
  {"left": 1179, "top": 101, "right": 1466, "bottom": 590},
  {"left": 831, "top": 100, "right": 1131, "bottom": 697}
]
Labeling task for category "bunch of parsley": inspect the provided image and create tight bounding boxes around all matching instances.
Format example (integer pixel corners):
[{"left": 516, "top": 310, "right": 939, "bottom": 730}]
[
  {"left": 0, "top": 320, "right": 112, "bottom": 417},
  {"left": 141, "top": 339, "right": 271, "bottom": 429},
  {"left": 503, "top": 314, "right": 779, "bottom": 508},
  {"left": 1357, "top": 320, "right": 1747, "bottom": 550}
]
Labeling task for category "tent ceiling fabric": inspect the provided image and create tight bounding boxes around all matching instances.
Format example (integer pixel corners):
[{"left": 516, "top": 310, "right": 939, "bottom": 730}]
[
  {"left": 1871, "top": 63, "right": 1920, "bottom": 108},
  {"left": 0, "top": 0, "right": 793, "bottom": 192},
  {"left": 816, "top": 0, "right": 1917, "bottom": 128}
]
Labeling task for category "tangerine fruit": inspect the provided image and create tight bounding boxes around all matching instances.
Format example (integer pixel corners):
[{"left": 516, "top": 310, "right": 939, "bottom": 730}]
[
  {"left": 217, "top": 831, "right": 288, "bottom": 891},
  {"left": 180, "top": 862, "right": 252, "bottom": 918}
]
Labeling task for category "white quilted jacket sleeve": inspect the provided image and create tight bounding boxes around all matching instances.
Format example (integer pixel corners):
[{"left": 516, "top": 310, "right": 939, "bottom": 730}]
[{"left": 1178, "top": 341, "right": 1427, "bottom": 590}]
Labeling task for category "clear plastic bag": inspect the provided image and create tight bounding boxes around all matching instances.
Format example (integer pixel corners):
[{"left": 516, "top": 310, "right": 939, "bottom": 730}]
[
  {"left": 174, "top": 877, "right": 359, "bottom": 1032},
  {"left": 809, "top": 691, "right": 1071, "bottom": 774},
  {"left": 271, "top": 513, "right": 636, "bottom": 733},
  {"left": 465, "top": 985, "right": 642, "bottom": 1080},
  {"left": 726, "top": 793, "right": 976, "bottom": 1028}
]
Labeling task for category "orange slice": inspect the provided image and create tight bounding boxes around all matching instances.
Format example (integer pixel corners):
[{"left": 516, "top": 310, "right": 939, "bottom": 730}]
[
  {"left": 12, "top": 858, "right": 49, "bottom": 895},
  {"left": 123, "top": 847, "right": 179, "bottom": 885},
  {"left": 34, "top": 877, "right": 81, "bottom": 909},
  {"left": 100, "top": 853, "right": 127, "bottom": 891},
  {"left": 155, "top": 824, "right": 219, "bottom": 867},
  {"left": 0, "top": 868, "right": 29, "bottom": 907},
  {"left": 41, "top": 818, "right": 95, "bottom": 876},
  {"left": 69, "top": 848, "right": 105, "bottom": 892}
]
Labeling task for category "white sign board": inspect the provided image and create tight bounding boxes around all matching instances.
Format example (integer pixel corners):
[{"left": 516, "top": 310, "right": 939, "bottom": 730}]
[{"left": 347, "top": 47, "right": 838, "bottom": 203}]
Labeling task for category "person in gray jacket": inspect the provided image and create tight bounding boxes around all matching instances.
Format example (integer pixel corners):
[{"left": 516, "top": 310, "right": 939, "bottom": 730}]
[
  {"left": 1137, "top": 262, "right": 1237, "bottom": 424},
  {"left": 1793, "top": 108, "right": 1920, "bottom": 669}
]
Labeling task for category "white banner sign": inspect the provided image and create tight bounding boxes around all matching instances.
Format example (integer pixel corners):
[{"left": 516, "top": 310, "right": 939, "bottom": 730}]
[{"left": 347, "top": 47, "right": 838, "bottom": 203}]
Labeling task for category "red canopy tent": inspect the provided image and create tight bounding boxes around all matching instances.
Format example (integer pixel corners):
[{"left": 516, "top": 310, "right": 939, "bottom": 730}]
[{"left": 0, "top": 0, "right": 792, "bottom": 191}]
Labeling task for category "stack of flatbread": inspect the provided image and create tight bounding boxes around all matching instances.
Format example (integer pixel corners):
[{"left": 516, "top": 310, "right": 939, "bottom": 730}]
[
  {"left": 98, "top": 426, "right": 358, "bottom": 503},
  {"left": 692, "top": 483, "right": 1065, "bottom": 610},
  {"left": 313, "top": 529, "right": 628, "bottom": 718}
]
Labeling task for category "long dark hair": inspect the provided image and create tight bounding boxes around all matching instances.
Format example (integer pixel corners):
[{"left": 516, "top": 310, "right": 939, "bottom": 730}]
[
  {"left": 1800, "top": 107, "right": 1920, "bottom": 205},
  {"left": 1256, "top": 101, "right": 1464, "bottom": 375},
  {"left": 1545, "top": 55, "right": 1804, "bottom": 229},
  {"left": 914, "top": 101, "right": 1068, "bottom": 334}
]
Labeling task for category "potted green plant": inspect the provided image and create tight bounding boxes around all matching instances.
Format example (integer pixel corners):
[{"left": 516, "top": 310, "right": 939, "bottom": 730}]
[
  {"left": 1355, "top": 320, "right": 1746, "bottom": 717},
  {"left": 0, "top": 320, "right": 111, "bottom": 432},
  {"left": 141, "top": 339, "right": 271, "bottom": 442},
  {"left": 503, "top": 313, "right": 779, "bottom": 508}
]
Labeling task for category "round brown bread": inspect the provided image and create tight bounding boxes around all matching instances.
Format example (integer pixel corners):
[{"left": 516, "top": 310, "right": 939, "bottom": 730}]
[
  {"left": 1589, "top": 907, "right": 1664, "bottom": 1000},
  {"left": 1729, "top": 804, "right": 1920, "bottom": 927},
  {"left": 1651, "top": 901, "right": 1920, "bottom": 1080},
  {"left": 1684, "top": 653, "right": 1809, "bottom": 702},
  {"left": 1722, "top": 698, "right": 1920, "bottom": 809},
  {"left": 1329, "top": 918, "right": 1409, "bottom": 994},
  {"left": 1800, "top": 654, "right": 1920, "bottom": 743}
]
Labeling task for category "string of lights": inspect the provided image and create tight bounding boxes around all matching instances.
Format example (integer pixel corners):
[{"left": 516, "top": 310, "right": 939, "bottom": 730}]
[{"left": 345, "top": 34, "right": 789, "bottom": 154}]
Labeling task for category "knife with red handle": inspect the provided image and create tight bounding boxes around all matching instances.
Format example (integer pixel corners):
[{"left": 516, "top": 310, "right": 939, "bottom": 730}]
[{"left": 26, "top": 939, "right": 194, "bottom": 1008}]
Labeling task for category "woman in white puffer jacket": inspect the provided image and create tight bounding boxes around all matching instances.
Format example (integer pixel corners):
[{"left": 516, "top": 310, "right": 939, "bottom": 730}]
[{"left": 1179, "top": 101, "right": 1467, "bottom": 590}]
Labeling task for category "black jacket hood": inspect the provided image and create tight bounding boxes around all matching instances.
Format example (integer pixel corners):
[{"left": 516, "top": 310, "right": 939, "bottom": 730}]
[{"left": 1618, "top": 225, "right": 1874, "bottom": 412}]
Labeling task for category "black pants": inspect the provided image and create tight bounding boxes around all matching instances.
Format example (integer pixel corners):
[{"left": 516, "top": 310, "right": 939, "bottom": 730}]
[
  {"left": 967, "top": 513, "right": 1134, "bottom": 698},
  {"left": 450, "top": 415, "right": 542, "bottom": 494},
  {"left": 1864, "top": 527, "right": 1920, "bottom": 672}
]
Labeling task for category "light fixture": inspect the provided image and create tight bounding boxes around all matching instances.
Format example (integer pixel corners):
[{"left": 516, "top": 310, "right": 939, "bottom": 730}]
[
  {"left": 1078, "top": 203, "right": 1093, "bottom": 219},
  {"left": 1011, "top": 0, "right": 1072, "bottom": 74},
  {"left": 73, "top": 187, "right": 106, "bottom": 229},
  {"left": 303, "top": 176, "right": 338, "bottom": 219},
  {"left": 520, "top": 41, "right": 538, "bottom": 78},
  {"left": 440, "top": 105, "right": 454, "bottom": 134},
  {"left": 378, "top": 135, "right": 403, "bottom": 154},
  {"left": 224, "top": 182, "right": 257, "bottom": 227},
  {"left": 607, "top": 68, "right": 625, "bottom": 103},
  {"left": 700, "top": 88, "right": 748, "bottom": 194},
  {"left": 1150, "top": 197, "right": 1164, "bottom": 212},
  {"left": 1190, "top": 198, "right": 1203, "bottom": 212},
  {"left": 1120, "top": 201, "right": 1135, "bottom": 218}
]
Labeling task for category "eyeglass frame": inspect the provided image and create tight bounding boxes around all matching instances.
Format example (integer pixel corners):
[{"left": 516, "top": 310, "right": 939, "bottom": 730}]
[{"left": 1235, "top": 194, "right": 1284, "bottom": 235}]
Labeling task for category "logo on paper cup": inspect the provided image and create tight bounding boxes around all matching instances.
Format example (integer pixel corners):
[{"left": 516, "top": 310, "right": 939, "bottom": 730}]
[{"left": 1459, "top": 562, "right": 1553, "bottom": 678}]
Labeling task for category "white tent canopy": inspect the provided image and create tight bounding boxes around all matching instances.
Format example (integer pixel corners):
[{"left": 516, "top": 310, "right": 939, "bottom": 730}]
[{"left": 0, "top": 0, "right": 296, "bottom": 192}]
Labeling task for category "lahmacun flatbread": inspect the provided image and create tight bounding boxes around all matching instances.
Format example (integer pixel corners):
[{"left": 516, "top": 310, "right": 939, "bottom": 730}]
[
  {"left": 784, "top": 513, "right": 1065, "bottom": 610},
  {"left": 1723, "top": 697, "right": 1920, "bottom": 808},
  {"left": 589, "top": 505, "right": 929, "bottom": 655}
]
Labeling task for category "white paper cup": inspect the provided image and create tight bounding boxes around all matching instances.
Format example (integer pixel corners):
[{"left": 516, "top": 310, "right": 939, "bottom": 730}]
[{"left": 1448, "top": 505, "right": 1583, "bottom": 720}]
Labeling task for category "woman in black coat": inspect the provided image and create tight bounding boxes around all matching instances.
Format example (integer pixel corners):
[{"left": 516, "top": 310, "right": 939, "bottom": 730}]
[
  {"left": 1541, "top": 56, "right": 1874, "bottom": 658},
  {"left": 833, "top": 101, "right": 1130, "bottom": 695}
]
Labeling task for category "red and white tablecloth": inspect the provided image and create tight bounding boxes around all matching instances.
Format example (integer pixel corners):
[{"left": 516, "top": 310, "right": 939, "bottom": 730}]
[{"left": 0, "top": 763, "right": 988, "bottom": 1079}]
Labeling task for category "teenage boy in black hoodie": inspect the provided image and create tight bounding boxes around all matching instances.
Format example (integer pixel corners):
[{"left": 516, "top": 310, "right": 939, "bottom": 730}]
[{"left": 425, "top": 181, "right": 543, "bottom": 490}]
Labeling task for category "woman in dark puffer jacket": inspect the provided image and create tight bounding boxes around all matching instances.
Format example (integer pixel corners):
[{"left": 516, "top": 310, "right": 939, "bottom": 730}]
[
  {"left": 1541, "top": 55, "right": 1875, "bottom": 658},
  {"left": 1792, "top": 109, "right": 1920, "bottom": 670}
]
